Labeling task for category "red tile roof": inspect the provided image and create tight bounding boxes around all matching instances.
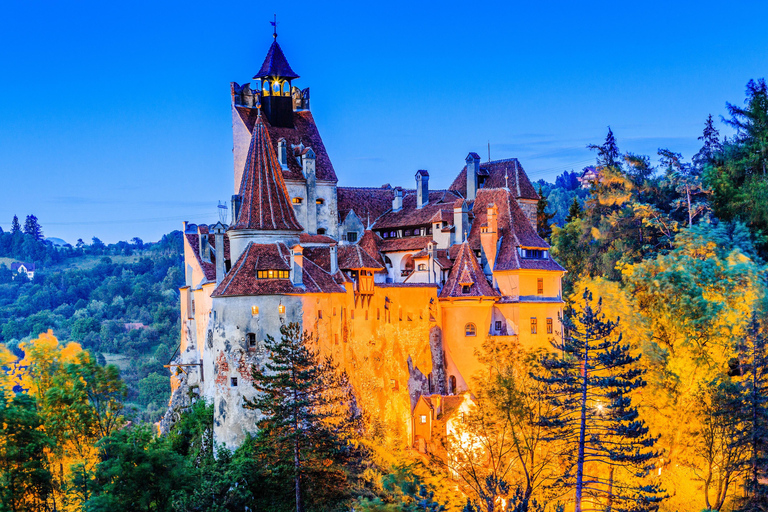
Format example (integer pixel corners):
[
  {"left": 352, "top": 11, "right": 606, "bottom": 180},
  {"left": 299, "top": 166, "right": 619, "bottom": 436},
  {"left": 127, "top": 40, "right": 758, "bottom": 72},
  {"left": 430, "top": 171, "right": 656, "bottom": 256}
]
[
  {"left": 299, "top": 233, "right": 336, "bottom": 244},
  {"left": 186, "top": 231, "right": 231, "bottom": 283},
  {"left": 337, "top": 244, "right": 385, "bottom": 271},
  {"left": 230, "top": 115, "right": 303, "bottom": 232},
  {"left": 236, "top": 108, "right": 337, "bottom": 183},
  {"left": 358, "top": 230, "right": 386, "bottom": 268},
  {"left": 212, "top": 242, "right": 346, "bottom": 297},
  {"left": 449, "top": 158, "right": 539, "bottom": 200},
  {"left": 337, "top": 186, "right": 395, "bottom": 225},
  {"left": 374, "top": 190, "right": 461, "bottom": 229},
  {"left": 439, "top": 242, "right": 498, "bottom": 299},
  {"left": 379, "top": 236, "right": 434, "bottom": 253}
]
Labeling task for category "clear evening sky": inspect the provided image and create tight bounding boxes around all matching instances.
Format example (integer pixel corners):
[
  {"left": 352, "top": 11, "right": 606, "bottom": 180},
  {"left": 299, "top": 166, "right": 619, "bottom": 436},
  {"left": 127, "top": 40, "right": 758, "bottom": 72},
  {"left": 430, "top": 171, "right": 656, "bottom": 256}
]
[{"left": 1, "top": 0, "right": 766, "bottom": 244}]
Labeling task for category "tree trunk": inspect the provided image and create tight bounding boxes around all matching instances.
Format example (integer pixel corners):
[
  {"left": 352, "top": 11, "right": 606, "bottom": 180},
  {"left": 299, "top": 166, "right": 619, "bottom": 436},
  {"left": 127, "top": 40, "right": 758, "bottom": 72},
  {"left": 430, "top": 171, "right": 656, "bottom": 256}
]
[
  {"left": 606, "top": 466, "right": 614, "bottom": 512},
  {"left": 686, "top": 185, "right": 693, "bottom": 227},
  {"left": 293, "top": 376, "right": 303, "bottom": 512},
  {"left": 575, "top": 337, "right": 589, "bottom": 512}
]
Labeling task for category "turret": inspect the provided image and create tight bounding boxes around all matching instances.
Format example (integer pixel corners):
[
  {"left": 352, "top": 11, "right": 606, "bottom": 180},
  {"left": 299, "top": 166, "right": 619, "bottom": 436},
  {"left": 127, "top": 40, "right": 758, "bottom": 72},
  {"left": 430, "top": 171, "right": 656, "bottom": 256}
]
[{"left": 253, "top": 30, "right": 300, "bottom": 128}]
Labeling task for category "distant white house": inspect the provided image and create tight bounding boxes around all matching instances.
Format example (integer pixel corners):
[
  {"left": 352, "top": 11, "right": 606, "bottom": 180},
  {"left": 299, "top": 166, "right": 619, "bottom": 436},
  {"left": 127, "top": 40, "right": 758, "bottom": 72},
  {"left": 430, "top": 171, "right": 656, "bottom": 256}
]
[
  {"left": 577, "top": 166, "right": 601, "bottom": 189},
  {"left": 10, "top": 262, "right": 35, "bottom": 280}
]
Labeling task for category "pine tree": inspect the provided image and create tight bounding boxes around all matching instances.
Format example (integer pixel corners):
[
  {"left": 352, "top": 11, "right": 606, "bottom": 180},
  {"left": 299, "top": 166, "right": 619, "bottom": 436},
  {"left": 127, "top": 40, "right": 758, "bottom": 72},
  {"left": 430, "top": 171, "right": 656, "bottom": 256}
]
[
  {"left": 245, "top": 322, "right": 361, "bottom": 512},
  {"left": 565, "top": 198, "right": 583, "bottom": 223},
  {"left": 731, "top": 314, "right": 768, "bottom": 511},
  {"left": 536, "top": 185, "right": 555, "bottom": 240},
  {"left": 534, "top": 289, "right": 663, "bottom": 512},
  {"left": 588, "top": 127, "right": 620, "bottom": 169},
  {"left": 11, "top": 215, "right": 20, "bottom": 234},
  {"left": 693, "top": 114, "right": 723, "bottom": 170},
  {"left": 23, "top": 214, "right": 43, "bottom": 241}
]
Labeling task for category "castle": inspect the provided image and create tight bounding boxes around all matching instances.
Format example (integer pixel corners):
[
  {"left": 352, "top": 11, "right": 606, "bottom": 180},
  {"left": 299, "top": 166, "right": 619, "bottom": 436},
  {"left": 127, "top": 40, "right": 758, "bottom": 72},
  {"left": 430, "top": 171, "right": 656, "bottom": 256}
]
[{"left": 164, "top": 31, "right": 565, "bottom": 450}]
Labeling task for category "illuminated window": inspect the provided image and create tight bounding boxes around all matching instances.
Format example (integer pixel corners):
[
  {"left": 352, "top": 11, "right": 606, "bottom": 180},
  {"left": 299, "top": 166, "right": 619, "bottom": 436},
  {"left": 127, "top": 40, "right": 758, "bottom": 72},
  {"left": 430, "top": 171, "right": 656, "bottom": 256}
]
[
  {"left": 316, "top": 198, "right": 324, "bottom": 205},
  {"left": 278, "top": 304, "right": 286, "bottom": 315},
  {"left": 247, "top": 333, "right": 256, "bottom": 347},
  {"left": 273, "top": 81, "right": 281, "bottom": 93},
  {"left": 531, "top": 318, "right": 538, "bottom": 334},
  {"left": 417, "top": 264, "right": 427, "bottom": 271},
  {"left": 257, "top": 270, "right": 289, "bottom": 279},
  {"left": 537, "top": 278, "right": 544, "bottom": 295},
  {"left": 262, "top": 81, "right": 270, "bottom": 94},
  {"left": 547, "top": 318, "right": 553, "bottom": 334},
  {"left": 420, "top": 415, "right": 427, "bottom": 424},
  {"left": 292, "top": 197, "right": 303, "bottom": 204},
  {"left": 251, "top": 305, "right": 259, "bottom": 316},
  {"left": 230, "top": 377, "right": 238, "bottom": 387},
  {"left": 282, "top": 82, "right": 290, "bottom": 95},
  {"left": 465, "top": 323, "right": 476, "bottom": 336}
]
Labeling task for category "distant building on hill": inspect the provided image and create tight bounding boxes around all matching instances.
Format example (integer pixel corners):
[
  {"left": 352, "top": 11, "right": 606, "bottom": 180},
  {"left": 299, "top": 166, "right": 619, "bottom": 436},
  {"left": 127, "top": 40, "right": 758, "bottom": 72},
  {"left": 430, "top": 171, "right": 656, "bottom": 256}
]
[
  {"left": 162, "top": 30, "right": 566, "bottom": 450},
  {"left": 10, "top": 262, "right": 35, "bottom": 280},
  {"left": 577, "top": 165, "right": 601, "bottom": 189}
]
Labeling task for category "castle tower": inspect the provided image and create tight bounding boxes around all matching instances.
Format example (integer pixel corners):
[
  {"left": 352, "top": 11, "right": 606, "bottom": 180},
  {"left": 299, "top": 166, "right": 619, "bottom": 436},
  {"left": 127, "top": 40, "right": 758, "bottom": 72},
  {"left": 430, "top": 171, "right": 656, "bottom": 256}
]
[
  {"left": 253, "top": 30, "right": 299, "bottom": 128},
  {"left": 228, "top": 112, "right": 303, "bottom": 261}
]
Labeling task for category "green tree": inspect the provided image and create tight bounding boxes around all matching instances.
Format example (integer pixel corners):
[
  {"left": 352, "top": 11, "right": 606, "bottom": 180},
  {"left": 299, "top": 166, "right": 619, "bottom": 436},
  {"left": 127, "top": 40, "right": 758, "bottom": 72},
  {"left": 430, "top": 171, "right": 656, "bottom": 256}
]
[
  {"left": 0, "top": 392, "right": 54, "bottom": 512},
  {"left": 22, "top": 215, "right": 43, "bottom": 241},
  {"left": 565, "top": 197, "right": 582, "bottom": 223},
  {"left": 10, "top": 216, "right": 20, "bottom": 235},
  {"left": 536, "top": 185, "right": 555, "bottom": 240},
  {"left": 245, "top": 322, "right": 362, "bottom": 512},
  {"left": 535, "top": 290, "right": 663, "bottom": 512}
]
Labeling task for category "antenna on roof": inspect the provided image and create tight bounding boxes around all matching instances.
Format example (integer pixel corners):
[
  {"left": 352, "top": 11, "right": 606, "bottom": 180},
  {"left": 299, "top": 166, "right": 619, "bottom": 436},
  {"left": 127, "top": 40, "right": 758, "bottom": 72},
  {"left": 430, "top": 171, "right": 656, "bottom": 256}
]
[
  {"left": 271, "top": 14, "right": 278, "bottom": 39},
  {"left": 217, "top": 201, "right": 228, "bottom": 224}
]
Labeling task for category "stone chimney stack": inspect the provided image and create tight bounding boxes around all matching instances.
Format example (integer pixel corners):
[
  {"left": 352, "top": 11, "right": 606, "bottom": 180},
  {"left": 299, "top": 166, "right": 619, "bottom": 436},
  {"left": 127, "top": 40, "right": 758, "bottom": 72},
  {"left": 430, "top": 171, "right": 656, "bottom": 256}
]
[
  {"left": 453, "top": 199, "right": 469, "bottom": 245},
  {"left": 212, "top": 222, "right": 226, "bottom": 285},
  {"left": 465, "top": 152, "right": 480, "bottom": 201},
  {"left": 432, "top": 394, "right": 442, "bottom": 416},
  {"left": 392, "top": 188, "right": 404, "bottom": 212},
  {"left": 291, "top": 245, "right": 304, "bottom": 287},
  {"left": 303, "top": 148, "right": 318, "bottom": 234},
  {"left": 416, "top": 170, "right": 429, "bottom": 209},
  {"left": 480, "top": 203, "right": 499, "bottom": 273},
  {"left": 329, "top": 244, "right": 339, "bottom": 274}
]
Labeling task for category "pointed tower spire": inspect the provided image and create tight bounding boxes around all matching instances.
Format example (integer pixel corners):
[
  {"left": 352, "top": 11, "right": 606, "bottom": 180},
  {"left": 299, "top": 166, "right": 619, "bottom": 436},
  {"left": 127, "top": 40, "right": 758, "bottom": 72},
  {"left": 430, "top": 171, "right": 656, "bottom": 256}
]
[{"left": 231, "top": 115, "right": 303, "bottom": 232}]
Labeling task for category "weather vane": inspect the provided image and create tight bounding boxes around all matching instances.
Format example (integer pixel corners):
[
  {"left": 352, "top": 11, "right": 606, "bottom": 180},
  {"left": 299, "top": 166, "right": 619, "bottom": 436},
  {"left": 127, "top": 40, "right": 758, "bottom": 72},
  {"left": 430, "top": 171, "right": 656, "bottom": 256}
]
[{"left": 271, "top": 14, "right": 278, "bottom": 39}]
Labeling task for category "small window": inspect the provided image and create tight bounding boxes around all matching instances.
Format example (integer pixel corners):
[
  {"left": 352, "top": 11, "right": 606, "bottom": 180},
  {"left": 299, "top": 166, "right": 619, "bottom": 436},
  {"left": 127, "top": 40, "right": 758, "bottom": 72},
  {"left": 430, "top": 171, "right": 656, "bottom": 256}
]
[
  {"left": 465, "top": 323, "right": 476, "bottom": 336},
  {"left": 420, "top": 415, "right": 427, "bottom": 424},
  {"left": 418, "top": 264, "right": 427, "bottom": 271},
  {"left": 377, "top": 308, "right": 380, "bottom": 320},
  {"left": 407, "top": 313, "right": 413, "bottom": 322},
  {"left": 347, "top": 232, "right": 358, "bottom": 243},
  {"left": 399, "top": 309, "right": 403, "bottom": 321},
  {"left": 547, "top": 318, "right": 553, "bottom": 334},
  {"left": 537, "top": 278, "right": 544, "bottom": 295},
  {"left": 278, "top": 304, "right": 286, "bottom": 315},
  {"left": 382, "top": 231, "right": 389, "bottom": 238},
  {"left": 251, "top": 305, "right": 259, "bottom": 316},
  {"left": 404, "top": 229, "right": 412, "bottom": 237},
  {"left": 317, "top": 228, "right": 326, "bottom": 235},
  {"left": 335, "top": 334, "right": 339, "bottom": 345},
  {"left": 351, "top": 310, "right": 355, "bottom": 320},
  {"left": 247, "top": 333, "right": 256, "bottom": 347},
  {"left": 531, "top": 318, "right": 538, "bottom": 334},
  {"left": 318, "top": 310, "right": 323, "bottom": 319},
  {"left": 450, "top": 375, "right": 457, "bottom": 394},
  {"left": 333, "top": 307, "right": 337, "bottom": 316},
  {"left": 230, "top": 377, "right": 238, "bottom": 387},
  {"left": 365, "top": 310, "right": 369, "bottom": 320},
  {"left": 462, "top": 285, "right": 471, "bottom": 294},
  {"left": 292, "top": 197, "right": 303, "bottom": 204},
  {"left": 316, "top": 198, "right": 324, "bottom": 205},
  {"left": 495, "top": 320, "right": 502, "bottom": 331}
]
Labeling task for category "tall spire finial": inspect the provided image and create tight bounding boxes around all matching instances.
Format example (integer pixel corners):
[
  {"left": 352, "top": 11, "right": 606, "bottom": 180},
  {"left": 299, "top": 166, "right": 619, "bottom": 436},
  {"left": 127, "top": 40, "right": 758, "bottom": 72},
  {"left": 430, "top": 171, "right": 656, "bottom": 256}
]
[
  {"left": 256, "top": 102, "right": 262, "bottom": 118},
  {"left": 271, "top": 14, "right": 278, "bottom": 39}
]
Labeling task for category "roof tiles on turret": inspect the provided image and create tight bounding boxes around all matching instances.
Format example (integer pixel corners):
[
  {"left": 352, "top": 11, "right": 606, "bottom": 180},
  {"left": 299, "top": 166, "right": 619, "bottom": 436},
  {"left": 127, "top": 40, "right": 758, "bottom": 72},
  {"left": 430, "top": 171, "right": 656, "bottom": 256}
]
[
  {"left": 254, "top": 39, "right": 299, "bottom": 80},
  {"left": 449, "top": 158, "right": 539, "bottom": 200},
  {"left": 231, "top": 115, "right": 303, "bottom": 232},
  {"left": 212, "top": 242, "right": 346, "bottom": 297},
  {"left": 440, "top": 242, "right": 498, "bottom": 298},
  {"left": 236, "top": 108, "right": 337, "bottom": 183}
]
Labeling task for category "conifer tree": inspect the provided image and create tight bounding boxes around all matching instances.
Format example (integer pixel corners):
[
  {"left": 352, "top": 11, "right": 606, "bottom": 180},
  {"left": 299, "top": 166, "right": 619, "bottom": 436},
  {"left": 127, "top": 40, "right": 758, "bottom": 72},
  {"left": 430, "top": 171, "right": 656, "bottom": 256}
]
[
  {"left": 565, "top": 198, "right": 582, "bottom": 223},
  {"left": 693, "top": 114, "right": 723, "bottom": 170},
  {"left": 536, "top": 185, "right": 555, "bottom": 240},
  {"left": 245, "top": 322, "right": 361, "bottom": 512},
  {"left": 11, "top": 215, "right": 20, "bottom": 234},
  {"left": 731, "top": 314, "right": 768, "bottom": 511},
  {"left": 588, "top": 127, "right": 620, "bottom": 169},
  {"left": 23, "top": 214, "right": 43, "bottom": 241},
  {"left": 535, "top": 290, "right": 663, "bottom": 512}
]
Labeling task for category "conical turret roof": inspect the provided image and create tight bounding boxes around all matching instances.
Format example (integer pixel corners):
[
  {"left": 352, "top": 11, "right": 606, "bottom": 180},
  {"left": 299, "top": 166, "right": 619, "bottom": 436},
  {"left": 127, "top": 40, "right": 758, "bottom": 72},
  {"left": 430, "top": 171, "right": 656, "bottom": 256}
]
[
  {"left": 254, "top": 39, "right": 299, "bottom": 80},
  {"left": 231, "top": 114, "right": 303, "bottom": 232}
]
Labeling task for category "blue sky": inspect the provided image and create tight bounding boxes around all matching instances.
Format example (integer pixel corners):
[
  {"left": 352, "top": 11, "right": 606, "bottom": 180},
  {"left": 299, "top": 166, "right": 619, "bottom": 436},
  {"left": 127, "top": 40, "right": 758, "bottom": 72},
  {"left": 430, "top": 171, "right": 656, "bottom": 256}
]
[{"left": 1, "top": 0, "right": 767, "bottom": 243}]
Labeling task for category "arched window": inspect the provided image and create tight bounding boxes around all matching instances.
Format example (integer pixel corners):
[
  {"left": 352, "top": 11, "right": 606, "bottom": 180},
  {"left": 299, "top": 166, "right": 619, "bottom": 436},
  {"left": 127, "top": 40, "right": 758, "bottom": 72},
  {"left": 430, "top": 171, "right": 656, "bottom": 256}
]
[
  {"left": 449, "top": 375, "right": 457, "bottom": 395},
  {"left": 283, "top": 82, "right": 291, "bottom": 95},
  {"left": 262, "top": 80, "right": 270, "bottom": 95},
  {"left": 316, "top": 198, "right": 324, "bottom": 205},
  {"left": 246, "top": 333, "right": 256, "bottom": 347},
  {"left": 465, "top": 323, "right": 476, "bottom": 336},
  {"left": 317, "top": 228, "right": 327, "bottom": 235},
  {"left": 292, "top": 197, "right": 303, "bottom": 204},
  {"left": 273, "top": 81, "right": 281, "bottom": 94}
]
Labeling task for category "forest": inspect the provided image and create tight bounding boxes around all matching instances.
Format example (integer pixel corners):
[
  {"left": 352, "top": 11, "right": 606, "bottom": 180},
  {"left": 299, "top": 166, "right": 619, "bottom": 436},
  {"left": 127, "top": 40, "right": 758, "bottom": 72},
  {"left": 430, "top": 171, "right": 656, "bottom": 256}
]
[{"left": 1, "top": 79, "right": 768, "bottom": 511}]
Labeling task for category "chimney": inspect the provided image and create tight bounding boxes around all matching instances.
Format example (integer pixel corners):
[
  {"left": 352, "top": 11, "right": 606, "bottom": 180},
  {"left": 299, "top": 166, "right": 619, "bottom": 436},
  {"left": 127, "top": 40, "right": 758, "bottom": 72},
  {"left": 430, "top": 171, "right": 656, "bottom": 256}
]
[
  {"left": 199, "top": 229, "right": 211, "bottom": 262},
  {"left": 277, "top": 138, "right": 288, "bottom": 169},
  {"left": 212, "top": 223, "right": 226, "bottom": 285},
  {"left": 303, "top": 148, "right": 318, "bottom": 234},
  {"left": 329, "top": 244, "right": 339, "bottom": 274},
  {"left": 432, "top": 394, "right": 442, "bottom": 416},
  {"left": 481, "top": 203, "right": 499, "bottom": 272},
  {"left": 465, "top": 152, "right": 480, "bottom": 201},
  {"left": 453, "top": 199, "right": 468, "bottom": 245},
  {"left": 416, "top": 170, "right": 429, "bottom": 209},
  {"left": 291, "top": 245, "right": 304, "bottom": 287},
  {"left": 392, "top": 188, "right": 404, "bottom": 212},
  {"left": 231, "top": 194, "right": 242, "bottom": 225}
]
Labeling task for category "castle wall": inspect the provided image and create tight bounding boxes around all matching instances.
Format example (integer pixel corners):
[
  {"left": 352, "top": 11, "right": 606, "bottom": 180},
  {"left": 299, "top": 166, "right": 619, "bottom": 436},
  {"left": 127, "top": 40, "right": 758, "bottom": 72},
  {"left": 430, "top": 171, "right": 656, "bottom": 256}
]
[
  {"left": 316, "top": 182, "right": 338, "bottom": 238},
  {"left": 232, "top": 104, "right": 251, "bottom": 193},
  {"left": 438, "top": 300, "right": 496, "bottom": 391},
  {"left": 339, "top": 210, "right": 364, "bottom": 242}
]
